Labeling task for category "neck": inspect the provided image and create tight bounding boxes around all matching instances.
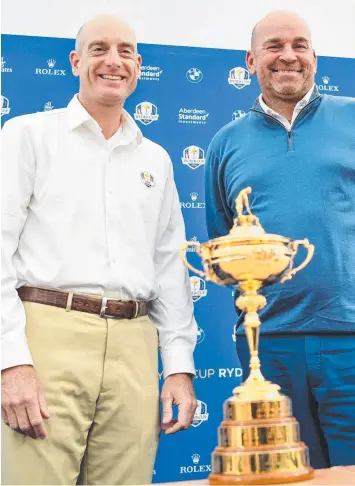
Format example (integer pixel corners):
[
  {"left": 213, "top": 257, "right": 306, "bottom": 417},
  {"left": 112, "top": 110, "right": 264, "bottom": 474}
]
[
  {"left": 261, "top": 94, "right": 298, "bottom": 122},
  {"left": 78, "top": 93, "right": 124, "bottom": 139}
]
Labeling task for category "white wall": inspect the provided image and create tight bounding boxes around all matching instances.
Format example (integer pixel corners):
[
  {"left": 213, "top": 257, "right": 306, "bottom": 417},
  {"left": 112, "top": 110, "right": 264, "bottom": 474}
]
[{"left": 2, "top": 0, "right": 355, "bottom": 58}]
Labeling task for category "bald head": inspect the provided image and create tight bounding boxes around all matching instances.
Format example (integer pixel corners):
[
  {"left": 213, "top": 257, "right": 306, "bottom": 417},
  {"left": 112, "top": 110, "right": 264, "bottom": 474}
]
[
  {"left": 75, "top": 14, "right": 137, "bottom": 55},
  {"left": 251, "top": 11, "right": 312, "bottom": 51}
]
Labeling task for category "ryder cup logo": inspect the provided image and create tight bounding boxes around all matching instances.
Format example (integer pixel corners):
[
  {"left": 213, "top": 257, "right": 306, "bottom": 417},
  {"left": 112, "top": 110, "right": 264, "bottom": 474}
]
[
  {"left": 181, "top": 145, "right": 205, "bottom": 170},
  {"left": 228, "top": 67, "right": 251, "bottom": 89},
  {"left": 44, "top": 101, "right": 54, "bottom": 111},
  {"left": 190, "top": 276, "right": 207, "bottom": 302},
  {"left": 317, "top": 75, "right": 339, "bottom": 92},
  {"left": 197, "top": 326, "right": 205, "bottom": 344},
  {"left": 192, "top": 400, "right": 209, "bottom": 427},
  {"left": 141, "top": 171, "right": 156, "bottom": 188},
  {"left": 186, "top": 67, "right": 203, "bottom": 83},
  {"left": 35, "top": 59, "right": 66, "bottom": 76},
  {"left": 1, "top": 96, "right": 11, "bottom": 116},
  {"left": 134, "top": 102, "right": 159, "bottom": 125},
  {"left": 1, "top": 57, "right": 12, "bottom": 73},
  {"left": 232, "top": 109, "right": 247, "bottom": 121}
]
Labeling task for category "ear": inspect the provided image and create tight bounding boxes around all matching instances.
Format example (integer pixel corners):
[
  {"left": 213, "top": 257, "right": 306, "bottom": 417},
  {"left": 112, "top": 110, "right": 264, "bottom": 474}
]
[
  {"left": 312, "top": 49, "right": 317, "bottom": 75},
  {"left": 69, "top": 50, "right": 81, "bottom": 77},
  {"left": 246, "top": 50, "right": 257, "bottom": 75},
  {"left": 136, "top": 52, "right": 142, "bottom": 78}
]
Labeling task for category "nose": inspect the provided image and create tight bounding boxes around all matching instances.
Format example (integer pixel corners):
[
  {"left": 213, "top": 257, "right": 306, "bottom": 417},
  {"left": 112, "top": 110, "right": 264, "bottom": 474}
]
[
  {"left": 105, "top": 47, "right": 122, "bottom": 68},
  {"left": 278, "top": 44, "right": 298, "bottom": 63}
]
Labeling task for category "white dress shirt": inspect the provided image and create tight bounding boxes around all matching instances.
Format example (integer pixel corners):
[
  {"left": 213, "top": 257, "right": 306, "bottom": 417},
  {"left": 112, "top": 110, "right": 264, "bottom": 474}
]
[
  {"left": 1, "top": 95, "right": 197, "bottom": 377},
  {"left": 258, "top": 84, "right": 315, "bottom": 131}
]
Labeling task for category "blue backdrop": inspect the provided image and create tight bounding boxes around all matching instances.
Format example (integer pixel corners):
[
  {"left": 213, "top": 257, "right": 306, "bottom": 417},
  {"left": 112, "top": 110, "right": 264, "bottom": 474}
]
[{"left": 2, "top": 34, "right": 355, "bottom": 482}]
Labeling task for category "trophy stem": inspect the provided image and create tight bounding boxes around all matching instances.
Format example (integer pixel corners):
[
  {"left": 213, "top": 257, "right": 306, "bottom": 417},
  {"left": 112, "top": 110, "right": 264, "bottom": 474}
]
[
  {"left": 236, "top": 280, "right": 267, "bottom": 385},
  {"left": 244, "top": 312, "right": 264, "bottom": 383}
]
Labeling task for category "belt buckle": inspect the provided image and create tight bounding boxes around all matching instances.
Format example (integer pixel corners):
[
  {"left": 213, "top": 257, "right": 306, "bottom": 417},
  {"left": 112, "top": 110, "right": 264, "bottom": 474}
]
[
  {"left": 100, "top": 298, "right": 139, "bottom": 319},
  {"left": 100, "top": 297, "right": 123, "bottom": 319}
]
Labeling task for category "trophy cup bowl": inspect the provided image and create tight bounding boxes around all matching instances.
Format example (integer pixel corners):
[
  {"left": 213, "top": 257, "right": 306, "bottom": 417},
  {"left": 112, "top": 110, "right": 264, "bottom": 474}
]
[{"left": 180, "top": 187, "right": 315, "bottom": 485}]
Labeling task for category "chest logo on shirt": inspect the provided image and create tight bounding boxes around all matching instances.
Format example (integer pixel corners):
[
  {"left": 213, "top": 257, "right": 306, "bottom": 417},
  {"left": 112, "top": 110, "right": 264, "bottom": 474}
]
[{"left": 141, "top": 171, "right": 156, "bottom": 188}]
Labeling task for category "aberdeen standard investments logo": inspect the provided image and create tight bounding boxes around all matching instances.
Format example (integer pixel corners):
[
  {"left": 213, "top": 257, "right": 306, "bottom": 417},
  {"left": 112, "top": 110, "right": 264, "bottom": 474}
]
[
  {"left": 35, "top": 59, "right": 66, "bottom": 76},
  {"left": 178, "top": 108, "right": 209, "bottom": 125},
  {"left": 139, "top": 65, "right": 163, "bottom": 81}
]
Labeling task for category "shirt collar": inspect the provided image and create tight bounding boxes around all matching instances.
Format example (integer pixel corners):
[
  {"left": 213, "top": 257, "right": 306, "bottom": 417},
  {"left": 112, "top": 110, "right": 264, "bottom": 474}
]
[
  {"left": 66, "top": 94, "right": 143, "bottom": 145},
  {"left": 258, "top": 84, "right": 316, "bottom": 125}
]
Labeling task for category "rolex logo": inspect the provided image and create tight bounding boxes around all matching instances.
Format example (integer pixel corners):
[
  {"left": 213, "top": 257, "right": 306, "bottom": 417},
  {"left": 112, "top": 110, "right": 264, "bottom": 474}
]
[
  {"left": 180, "top": 452, "right": 211, "bottom": 474},
  {"left": 181, "top": 192, "right": 205, "bottom": 210},
  {"left": 35, "top": 59, "right": 66, "bottom": 76},
  {"left": 191, "top": 453, "right": 200, "bottom": 465},
  {"left": 317, "top": 75, "right": 339, "bottom": 92}
]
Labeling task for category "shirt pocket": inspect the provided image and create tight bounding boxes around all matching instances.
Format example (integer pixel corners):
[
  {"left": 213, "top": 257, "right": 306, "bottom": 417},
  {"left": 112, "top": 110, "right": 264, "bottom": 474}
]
[{"left": 33, "top": 171, "right": 77, "bottom": 227}]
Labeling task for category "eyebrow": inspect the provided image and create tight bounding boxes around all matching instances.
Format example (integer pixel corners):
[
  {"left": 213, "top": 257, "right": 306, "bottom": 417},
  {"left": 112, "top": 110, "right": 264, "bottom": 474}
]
[
  {"left": 87, "top": 40, "right": 136, "bottom": 51},
  {"left": 263, "top": 36, "right": 309, "bottom": 45}
]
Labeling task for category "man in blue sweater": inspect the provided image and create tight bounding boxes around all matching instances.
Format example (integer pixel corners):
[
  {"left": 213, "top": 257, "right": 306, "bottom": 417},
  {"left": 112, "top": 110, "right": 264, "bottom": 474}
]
[{"left": 205, "top": 10, "right": 355, "bottom": 469}]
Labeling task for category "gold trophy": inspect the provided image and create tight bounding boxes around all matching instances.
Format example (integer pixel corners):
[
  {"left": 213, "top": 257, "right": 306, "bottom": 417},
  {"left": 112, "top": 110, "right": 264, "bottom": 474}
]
[{"left": 180, "top": 187, "right": 315, "bottom": 485}]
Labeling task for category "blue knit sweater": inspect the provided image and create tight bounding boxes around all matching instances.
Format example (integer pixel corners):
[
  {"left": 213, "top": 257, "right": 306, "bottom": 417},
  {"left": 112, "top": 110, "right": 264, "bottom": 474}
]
[{"left": 205, "top": 90, "right": 355, "bottom": 334}]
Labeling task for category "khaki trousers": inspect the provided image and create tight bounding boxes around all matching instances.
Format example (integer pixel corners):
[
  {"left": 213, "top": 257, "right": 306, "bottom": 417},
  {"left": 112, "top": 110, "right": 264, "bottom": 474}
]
[{"left": 2, "top": 302, "right": 160, "bottom": 485}]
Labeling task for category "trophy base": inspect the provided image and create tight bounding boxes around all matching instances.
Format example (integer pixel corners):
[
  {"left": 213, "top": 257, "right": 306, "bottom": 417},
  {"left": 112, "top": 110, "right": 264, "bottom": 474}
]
[
  {"left": 209, "top": 467, "right": 314, "bottom": 485},
  {"left": 209, "top": 443, "right": 314, "bottom": 485}
]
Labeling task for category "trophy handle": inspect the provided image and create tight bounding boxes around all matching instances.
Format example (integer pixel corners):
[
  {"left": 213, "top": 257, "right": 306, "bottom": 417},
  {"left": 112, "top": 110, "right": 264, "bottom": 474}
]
[
  {"left": 280, "top": 239, "right": 314, "bottom": 283},
  {"left": 179, "top": 241, "right": 206, "bottom": 278}
]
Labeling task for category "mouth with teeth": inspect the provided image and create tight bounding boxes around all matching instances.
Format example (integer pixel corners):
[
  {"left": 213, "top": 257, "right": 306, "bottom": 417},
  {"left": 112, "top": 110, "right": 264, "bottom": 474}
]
[
  {"left": 271, "top": 69, "right": 302, "bottom": 73},
  {"left": 98, "top": 74, "right": 125, "bottom": 81}
]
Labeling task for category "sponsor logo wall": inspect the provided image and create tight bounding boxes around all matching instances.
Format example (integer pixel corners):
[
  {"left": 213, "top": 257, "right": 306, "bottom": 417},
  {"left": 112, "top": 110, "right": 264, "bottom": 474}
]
[{"left": 2, "top": 34, "right": 355, "bottom": 482}]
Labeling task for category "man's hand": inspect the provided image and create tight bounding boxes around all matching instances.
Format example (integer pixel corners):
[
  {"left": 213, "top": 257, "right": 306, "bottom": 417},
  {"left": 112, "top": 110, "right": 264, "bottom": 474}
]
[
  {"left": 1, "top": 365, "right": 50, "bottom": 440},
  {"left": 161, "top": 372, "right": 197, "bottom": 435}
]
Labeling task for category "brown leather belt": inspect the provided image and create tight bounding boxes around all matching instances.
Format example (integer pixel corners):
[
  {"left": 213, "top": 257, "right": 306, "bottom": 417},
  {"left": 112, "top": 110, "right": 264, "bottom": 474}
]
[{"left": 18, "top": 286, "right": 149, "bottom": 320}]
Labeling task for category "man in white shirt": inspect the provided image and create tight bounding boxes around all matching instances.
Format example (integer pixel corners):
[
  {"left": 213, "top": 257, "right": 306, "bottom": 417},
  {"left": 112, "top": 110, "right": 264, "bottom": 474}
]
[{"left": 1, "top": 14, "right": 198, "bottom": 485}]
